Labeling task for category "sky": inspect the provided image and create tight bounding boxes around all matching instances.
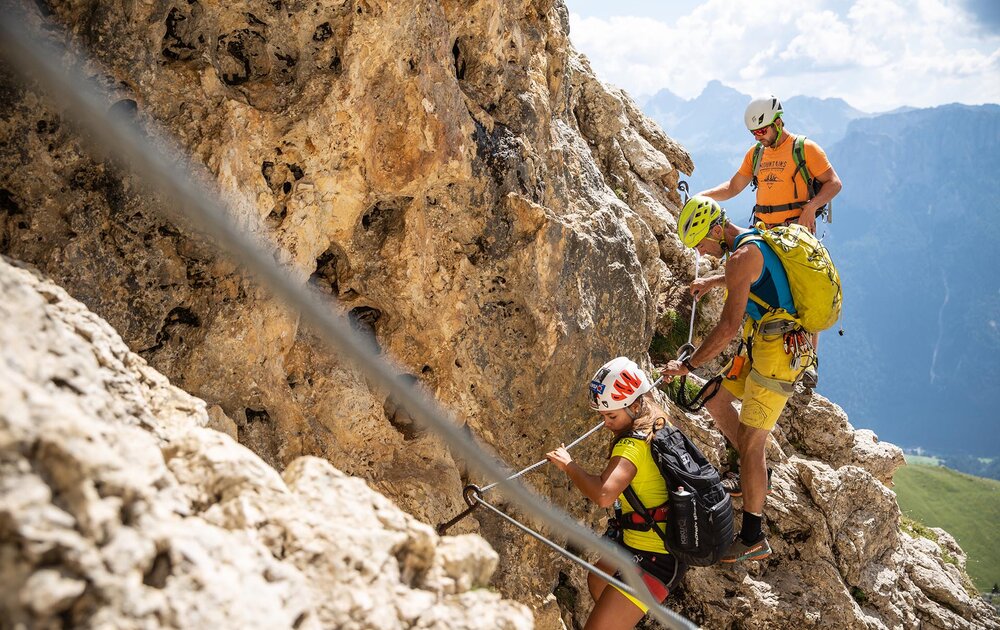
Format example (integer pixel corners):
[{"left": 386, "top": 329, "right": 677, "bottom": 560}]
[{"left": 563, "top": 0, "right": 1000, "bottom": 113}]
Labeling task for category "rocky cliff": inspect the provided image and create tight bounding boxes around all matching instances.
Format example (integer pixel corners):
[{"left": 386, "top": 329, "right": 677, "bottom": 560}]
[
  {"left": 0, "top": 0, "right": 997, "bottom": 628},
  {"left": 0, "top": 255, "right": 532, "bottom": 629}
]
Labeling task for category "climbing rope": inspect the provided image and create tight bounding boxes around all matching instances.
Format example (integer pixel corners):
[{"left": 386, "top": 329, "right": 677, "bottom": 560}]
[
  {"left": 0, "top": 18, "right": 698, "bottom": 629},
  {"left": 667, "top": 250, "right": 723, "bottom": 412}
]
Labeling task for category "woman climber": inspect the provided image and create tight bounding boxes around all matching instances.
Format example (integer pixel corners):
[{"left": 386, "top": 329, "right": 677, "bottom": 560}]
[{"left": 546, "top": 357, "right": 687, "bottom": 630}]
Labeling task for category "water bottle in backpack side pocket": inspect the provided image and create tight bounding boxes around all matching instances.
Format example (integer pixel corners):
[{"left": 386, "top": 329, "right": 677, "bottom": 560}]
[{"left": 670, "top": 486, "right": 698, "bottom": 551}]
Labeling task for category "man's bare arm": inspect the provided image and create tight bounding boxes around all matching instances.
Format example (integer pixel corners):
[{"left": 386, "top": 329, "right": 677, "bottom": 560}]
[
  {"left": 687, "top": 247, "right": 758, "bottom": 367},
  {"left": 698, "top": 171, "right": 753, "bottom": 202},
  {"left": 662, "top": 245, "right": 762, "bottom": 375}
]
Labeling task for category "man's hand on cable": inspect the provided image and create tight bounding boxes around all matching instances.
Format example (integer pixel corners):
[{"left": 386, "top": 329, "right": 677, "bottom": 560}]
[
  {"left": 660, "top": 359, "right": 691, "bottom": 378},
  {"left": 690, "top": 274, "right": 724, "bottom": 299}
]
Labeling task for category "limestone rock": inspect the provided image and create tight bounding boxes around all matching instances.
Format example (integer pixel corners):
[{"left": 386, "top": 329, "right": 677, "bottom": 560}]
[
  {"left": 205, "top": 404, "right": 239, "bottom": 440},
  {"left": 780, "top": 390, "right": 906, "bottom": 486},
  {"left": 0, "top": 0, "right": 688, "bottom": 540},
  {"left": 0, "top": 256, "right": 531, "bottom": 629}
]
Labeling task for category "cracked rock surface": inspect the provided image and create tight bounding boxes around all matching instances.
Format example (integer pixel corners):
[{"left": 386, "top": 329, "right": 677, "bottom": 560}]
[{"left": 0, "top": 256, "right": 531, "bottom": 629}]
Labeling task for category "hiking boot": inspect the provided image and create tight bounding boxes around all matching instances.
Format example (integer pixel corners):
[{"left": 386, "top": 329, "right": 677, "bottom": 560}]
[
  {"left": 721, "top": 468, "right": 773, "bottom": 498},
  {"left": 801, "top": 364, "right": 818, "bottom": 389},
  {"left": 720, "top": 472, "right": 742, "bottom": 496},
  {"left": 722, "top": 534, "right": 772, "bottom": 563}
]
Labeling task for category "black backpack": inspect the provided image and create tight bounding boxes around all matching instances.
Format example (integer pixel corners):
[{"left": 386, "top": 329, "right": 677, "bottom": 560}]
[{"left": 618, "top": 425, "right": 735, "bottom": 567}]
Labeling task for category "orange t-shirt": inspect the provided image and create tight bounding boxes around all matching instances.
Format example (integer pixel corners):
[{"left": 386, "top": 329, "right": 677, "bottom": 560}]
[{"left": 737, "top": 134, "right": 832, "bottom": 207}]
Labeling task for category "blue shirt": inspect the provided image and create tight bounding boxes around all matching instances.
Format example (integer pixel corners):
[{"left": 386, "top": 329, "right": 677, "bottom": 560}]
[{"left": 733, "top": 230, "right": 796, "bottom": 321}]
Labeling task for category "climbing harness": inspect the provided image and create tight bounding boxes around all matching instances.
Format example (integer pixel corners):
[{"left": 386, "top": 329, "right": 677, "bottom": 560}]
[{"left": 749, "top": 134, "right": 832, "bottom": 226}]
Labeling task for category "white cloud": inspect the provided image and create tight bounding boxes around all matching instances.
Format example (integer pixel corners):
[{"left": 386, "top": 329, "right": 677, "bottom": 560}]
[
  {"left": 567, "top": 0, "right": 1000, "bottom": 111},
  {"left": 779, "top": 10, "right": 889, "bottom": 69}
]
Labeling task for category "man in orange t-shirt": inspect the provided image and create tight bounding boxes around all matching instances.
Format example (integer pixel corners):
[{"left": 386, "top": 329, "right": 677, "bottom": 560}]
[{"left": 698, "top": 94, "right": 842, "bottom": 232}]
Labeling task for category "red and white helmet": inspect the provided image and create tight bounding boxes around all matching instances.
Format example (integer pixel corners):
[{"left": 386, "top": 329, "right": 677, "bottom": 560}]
[{"left": 588, "top": 357, "right": 654, "bottom": 411}]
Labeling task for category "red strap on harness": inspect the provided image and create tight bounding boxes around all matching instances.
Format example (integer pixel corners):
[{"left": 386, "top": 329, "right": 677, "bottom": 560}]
[{"left": 625, "top": 505, "right": 669, "bottom": 526}]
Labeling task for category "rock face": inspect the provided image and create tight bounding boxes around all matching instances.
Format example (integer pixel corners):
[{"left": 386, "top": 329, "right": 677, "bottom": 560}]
[
  {"left": 0, "top": 0, "right": 690, "bottom": 530},
  {"left": 0, "top": 1, "right": 997, "bottom": 629},
  {"left": 0, "top": 256, "right": 532, "bottom": 629}
]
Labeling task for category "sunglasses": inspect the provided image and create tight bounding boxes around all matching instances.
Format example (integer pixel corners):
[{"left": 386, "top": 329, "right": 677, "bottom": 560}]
[{"left": 750, "top": 124, "right": 773, "bottom": 137}]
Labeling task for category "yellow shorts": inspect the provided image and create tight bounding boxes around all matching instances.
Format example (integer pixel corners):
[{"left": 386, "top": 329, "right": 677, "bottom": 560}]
[{"left": 720, "top": 317, "right": 805, "bottom": 431}]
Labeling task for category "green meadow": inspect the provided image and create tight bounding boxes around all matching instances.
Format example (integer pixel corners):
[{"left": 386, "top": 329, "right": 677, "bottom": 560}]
[{"left": 894, "top": 458, "right": 1000, "bottom": 592}]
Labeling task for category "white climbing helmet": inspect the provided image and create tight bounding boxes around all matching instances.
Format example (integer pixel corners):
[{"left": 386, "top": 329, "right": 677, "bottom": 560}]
[
  {"left": 744, "top": 94, "right": 783, "bottom": 131},
  {"left": 588, "top": 357, "right": 654, "bottom": 411}
]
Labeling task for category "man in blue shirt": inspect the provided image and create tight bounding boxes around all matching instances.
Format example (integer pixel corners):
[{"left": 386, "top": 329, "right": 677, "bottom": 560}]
[{"left": 662, "top": 196, "right": 809, "bottom": 563}]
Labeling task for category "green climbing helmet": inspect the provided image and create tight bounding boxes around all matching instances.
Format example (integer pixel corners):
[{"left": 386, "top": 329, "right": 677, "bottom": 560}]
[{"left": 677, "top": 195, "right": 722, "bottom": 247}]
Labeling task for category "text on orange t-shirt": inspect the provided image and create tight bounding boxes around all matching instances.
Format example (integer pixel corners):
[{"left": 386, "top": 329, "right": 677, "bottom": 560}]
[{"left": 736, "top": 133, "right": 832, "bottom": 207}]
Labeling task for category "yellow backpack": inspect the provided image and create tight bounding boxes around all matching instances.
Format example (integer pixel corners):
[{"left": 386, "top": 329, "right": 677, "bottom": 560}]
[{"left": 744, "top": 223, "right": 842, "bottom": 333}]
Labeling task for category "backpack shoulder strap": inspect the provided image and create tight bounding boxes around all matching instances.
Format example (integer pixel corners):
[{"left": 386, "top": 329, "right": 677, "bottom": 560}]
[
  {"left": 792, "top": 135, "right": 815, "bottom": 197},
  {"left": 747, "top": 291, "right": 776, "bottom": 313},
  {"left": 733, "top": 230, "right": 763, "bottom": 251},
  {"left": 613, "top": 430, "right": 645, "bottom": 447},
  {"left": 734, "top": 231, "right": 779, "bottom": 313},
  {"left": 750, "top": 143, "right": 764, "bottom": 191},
  {"left": 616, "top": 432, "right": 670, "bottom": 545}
]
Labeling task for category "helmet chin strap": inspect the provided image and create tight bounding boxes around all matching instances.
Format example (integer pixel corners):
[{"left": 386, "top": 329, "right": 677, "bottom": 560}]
[
  {"left": 624, "top": 397, "right": 645, "bottom": 420},
  {"left": 705, "top": 218, "right": 730, "bottom": 257},
  {"left": 772, "top": 117, "right": 784, "bottom": 146}
]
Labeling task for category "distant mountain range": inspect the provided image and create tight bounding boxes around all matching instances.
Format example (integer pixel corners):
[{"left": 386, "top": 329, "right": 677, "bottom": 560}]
[{"left": 642, "top": 83, "right": 1000, "bottom": 457}]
